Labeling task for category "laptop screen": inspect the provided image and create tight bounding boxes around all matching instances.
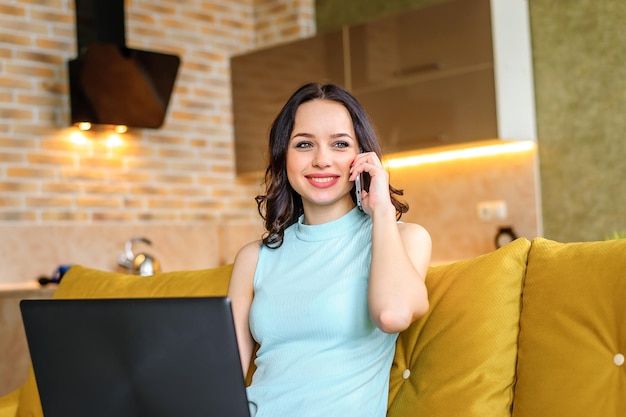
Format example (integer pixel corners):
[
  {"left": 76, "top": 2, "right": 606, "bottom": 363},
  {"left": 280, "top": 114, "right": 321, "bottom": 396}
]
[{"left": 20, "top": 297, "right": 250, "bottom": 417}]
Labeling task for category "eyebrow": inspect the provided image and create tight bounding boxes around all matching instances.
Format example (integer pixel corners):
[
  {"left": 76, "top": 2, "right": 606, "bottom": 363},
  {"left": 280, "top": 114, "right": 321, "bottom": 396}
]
[
  {"left": 290, "top": 132, "right": 354, "bottom": 140},
  {"left": 291, "top": 132, "right": 314, "bottom": 140},
  {"left": 330, "top": 133, "right": 354, "bottom": 139}
]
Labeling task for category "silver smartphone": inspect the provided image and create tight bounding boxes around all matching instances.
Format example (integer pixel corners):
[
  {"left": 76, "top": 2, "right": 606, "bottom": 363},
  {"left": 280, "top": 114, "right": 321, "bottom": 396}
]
[
  {"left": 355, "top": 148, "right": 369, "bottom": 211},
  {"left": 355, "top": 171, "right": 370, "bottom": 211},
  {"left": 355, "top": 173, "right": 363, "bottom": 211}
]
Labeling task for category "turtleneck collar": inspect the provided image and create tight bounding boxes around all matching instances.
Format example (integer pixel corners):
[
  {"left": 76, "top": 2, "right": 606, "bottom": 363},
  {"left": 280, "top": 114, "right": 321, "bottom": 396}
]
[{"left": 294, "top": 207, "right": 368, "bottom": 242}]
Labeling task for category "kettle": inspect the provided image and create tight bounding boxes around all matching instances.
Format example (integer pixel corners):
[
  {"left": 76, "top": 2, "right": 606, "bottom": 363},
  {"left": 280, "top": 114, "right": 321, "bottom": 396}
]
[{"left": 118, "top": 237, "right": 161, "bottom": 276}]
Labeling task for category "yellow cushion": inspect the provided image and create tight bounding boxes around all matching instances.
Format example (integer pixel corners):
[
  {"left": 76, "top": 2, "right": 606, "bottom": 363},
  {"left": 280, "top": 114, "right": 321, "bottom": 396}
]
[
  {"left": 0, "top": 387, "right": 20, "bottom": 417},
  {"left": 53, "top": 264, "right": 233, "bottom": 299},
  {"left": 16, "top": 264, "right": 233, "bottom": 417},
  {"left": 512, "top": 238, "right": 626, "bottom": 416},
  {"left": 388, "top": 237, "right": 531, "bottom": 417}
]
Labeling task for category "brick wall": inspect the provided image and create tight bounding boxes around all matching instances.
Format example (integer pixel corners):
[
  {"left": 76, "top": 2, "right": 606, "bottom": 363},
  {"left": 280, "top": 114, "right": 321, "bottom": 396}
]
[
  {"left": 0, "top": 0, "right": 315, "bottom": 224},
  {"left": 0, "top": 0, "right": 315, "bottom": 283}
]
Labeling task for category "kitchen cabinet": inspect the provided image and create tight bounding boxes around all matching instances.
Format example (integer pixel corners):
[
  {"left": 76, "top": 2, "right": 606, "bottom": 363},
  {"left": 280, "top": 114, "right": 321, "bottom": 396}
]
[
  {"left": 348, "top": 0, "right": 503, "bottom": 151},
  {"left": 231, "top": 30, "right": 345, "bottom": 176},
  {"left": 355, "top": 68, "right": 498, "bottom": 152},
  {"left": 230, "top": 0, "right": 536, "bottom": 175},
  {"left": 348, "top": 0, "right": 492, "bottom": 92}
]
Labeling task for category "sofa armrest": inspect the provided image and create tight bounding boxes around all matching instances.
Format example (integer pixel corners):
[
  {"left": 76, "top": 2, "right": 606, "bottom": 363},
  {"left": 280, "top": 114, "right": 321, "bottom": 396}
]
[{"left": 0, "top": 387, "right": 20, "bottom": 417}]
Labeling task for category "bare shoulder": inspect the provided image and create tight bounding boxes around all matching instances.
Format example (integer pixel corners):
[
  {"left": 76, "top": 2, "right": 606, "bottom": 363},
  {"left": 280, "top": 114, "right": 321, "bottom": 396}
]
[
  {"left": 229, "top": 240, "right": 261, "bottom": 292},
  {"left": 232, "top": 240, "right": 261, "bottom": 277},
  {"left": 398, "top": 222, "right": 431, "bottom": 246},
  {"left": 234, "top": 240, "right": 262, "bottom": 265},
  {"left": 398, "top": 222, "right": 432, "bottom": 276}
]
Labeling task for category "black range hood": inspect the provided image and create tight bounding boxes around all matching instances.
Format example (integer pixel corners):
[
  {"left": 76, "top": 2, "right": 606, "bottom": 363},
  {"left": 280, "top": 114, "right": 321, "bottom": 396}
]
[{"left": 68, "top": 0, "right": 180, "bottom": 129}]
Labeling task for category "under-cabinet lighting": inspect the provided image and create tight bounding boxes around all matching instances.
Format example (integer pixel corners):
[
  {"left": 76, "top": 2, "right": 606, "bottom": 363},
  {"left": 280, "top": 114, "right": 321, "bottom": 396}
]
[
  {"left": 105, "top": 133, "right": 123, "bottom": 148},
  {"left": 384, "top": 140, "right": 535, "bottom": 169},
  {"left": 74, "top": 123, "right": 128, "bottom": 134},
  {"left": 69, "top": 130, "right": 89, "bottom": 145},
  {"left": 77, "top": 122, "right": 91, "bottom": 131},
  {"left": 68, "top": 124, "right": 129, "bottom": 148}
]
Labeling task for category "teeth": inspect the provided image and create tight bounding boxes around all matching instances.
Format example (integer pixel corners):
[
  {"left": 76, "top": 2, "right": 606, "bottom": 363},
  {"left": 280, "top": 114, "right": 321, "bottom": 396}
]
[{"left": 310, "top": 177, "right": 334, "bottom": 183}]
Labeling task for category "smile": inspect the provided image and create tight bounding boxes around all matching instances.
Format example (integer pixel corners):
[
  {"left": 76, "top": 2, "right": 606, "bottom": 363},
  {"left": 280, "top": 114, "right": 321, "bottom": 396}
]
[{"left": 306, "top": 175, "right": 340, "bottom": 188}]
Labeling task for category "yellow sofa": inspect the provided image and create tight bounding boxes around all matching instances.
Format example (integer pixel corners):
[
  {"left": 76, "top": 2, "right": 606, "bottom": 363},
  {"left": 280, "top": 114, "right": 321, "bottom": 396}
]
[{"left": 1, "top": 237, "right": 624, "bottom": 417}]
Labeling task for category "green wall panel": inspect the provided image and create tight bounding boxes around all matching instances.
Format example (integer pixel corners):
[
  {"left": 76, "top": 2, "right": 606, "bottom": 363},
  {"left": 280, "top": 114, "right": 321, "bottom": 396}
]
[{"left": 530, "top": 0, "right": 626, "bottom": 241}]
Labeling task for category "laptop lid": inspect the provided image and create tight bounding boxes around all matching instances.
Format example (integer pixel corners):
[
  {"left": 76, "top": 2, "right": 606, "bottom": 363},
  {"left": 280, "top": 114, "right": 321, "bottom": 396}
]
[{"left": 20, "top": 297, "right": 250, "bottom": 417}]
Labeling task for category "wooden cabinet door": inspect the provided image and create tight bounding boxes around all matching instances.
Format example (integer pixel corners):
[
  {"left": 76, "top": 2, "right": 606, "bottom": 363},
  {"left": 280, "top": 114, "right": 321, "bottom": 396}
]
[{"left": 356, "top": 67, "right": 498, "bottom": 153}]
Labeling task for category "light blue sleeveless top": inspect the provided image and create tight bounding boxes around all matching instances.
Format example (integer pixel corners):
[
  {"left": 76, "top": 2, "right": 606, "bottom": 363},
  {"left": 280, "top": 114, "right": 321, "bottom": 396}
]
[{"left": 247, "top": 207, "right": 398, "bottom": 417}]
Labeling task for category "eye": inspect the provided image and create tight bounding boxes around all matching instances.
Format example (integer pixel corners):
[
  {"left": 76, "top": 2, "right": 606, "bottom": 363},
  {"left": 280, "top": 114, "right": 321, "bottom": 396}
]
[
  {"left": 332, "top": 141, "right": 350, "bottom": 149},
  {"left": 294, "top": 141, "right": 313, "bottom": 149}
]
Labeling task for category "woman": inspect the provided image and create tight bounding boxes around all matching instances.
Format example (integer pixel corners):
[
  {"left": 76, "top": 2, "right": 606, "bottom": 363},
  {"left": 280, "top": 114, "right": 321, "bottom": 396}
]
[{"left": 228, "top": 82, "right": 431, "bottom": 417}]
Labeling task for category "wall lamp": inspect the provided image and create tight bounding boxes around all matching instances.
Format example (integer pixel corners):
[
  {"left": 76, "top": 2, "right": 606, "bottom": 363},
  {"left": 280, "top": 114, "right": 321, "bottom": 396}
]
[
  {"left": 69, "top": 123, "right": 128, "bottom": 148},
  {"left": 76, "top": 122, "right": 127, "bottom": 134}
]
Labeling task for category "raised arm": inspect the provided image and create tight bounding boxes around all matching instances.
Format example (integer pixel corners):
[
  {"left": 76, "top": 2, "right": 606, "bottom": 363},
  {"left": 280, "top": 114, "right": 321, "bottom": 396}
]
[
  {"left": 351, "top": 152, "right": 431, "bottom": 333},
  {"left": 369, "top": 210, "right": 431, "bottom": 333}
]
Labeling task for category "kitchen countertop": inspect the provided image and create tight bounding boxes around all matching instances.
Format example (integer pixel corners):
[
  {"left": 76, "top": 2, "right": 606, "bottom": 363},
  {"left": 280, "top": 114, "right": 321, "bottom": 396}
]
[
  {"left": 0, "top": 282, "right": 57, "bottom": 395},
  {"left": 0, "top": 282, "right": 57, "bottom": 298}
]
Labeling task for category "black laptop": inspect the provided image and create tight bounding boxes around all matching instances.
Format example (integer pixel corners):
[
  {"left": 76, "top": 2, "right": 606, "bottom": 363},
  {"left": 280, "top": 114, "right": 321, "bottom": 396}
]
[{"left": 20, "top": 297, "right": 251, "bottom": 417}]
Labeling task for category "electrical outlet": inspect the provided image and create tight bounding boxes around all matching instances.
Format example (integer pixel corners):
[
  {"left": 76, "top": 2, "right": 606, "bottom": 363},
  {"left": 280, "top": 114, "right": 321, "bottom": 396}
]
[{"left": 476, "top": 200, "right": 507, "bottom": 221}]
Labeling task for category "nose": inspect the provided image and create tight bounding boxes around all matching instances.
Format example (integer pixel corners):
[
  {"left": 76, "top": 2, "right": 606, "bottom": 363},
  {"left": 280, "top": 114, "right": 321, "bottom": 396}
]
[{"left": 312, "top": 147, "right": 331, "bottom": 168}]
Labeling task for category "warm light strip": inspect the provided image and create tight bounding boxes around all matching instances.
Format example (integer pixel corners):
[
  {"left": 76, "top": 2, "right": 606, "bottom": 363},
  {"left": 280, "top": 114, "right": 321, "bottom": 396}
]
[{"left": 384, "top": 140, "right": 535, "bottom": 169}]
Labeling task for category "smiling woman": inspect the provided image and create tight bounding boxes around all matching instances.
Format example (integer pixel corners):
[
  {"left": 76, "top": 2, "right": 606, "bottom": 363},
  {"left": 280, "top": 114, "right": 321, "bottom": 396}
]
[
  {"left": 286, "top": 99, "right": 358, "bottom": 221},
  {"left": 227, "top": 82, "right": 432, "bottom": 417}
]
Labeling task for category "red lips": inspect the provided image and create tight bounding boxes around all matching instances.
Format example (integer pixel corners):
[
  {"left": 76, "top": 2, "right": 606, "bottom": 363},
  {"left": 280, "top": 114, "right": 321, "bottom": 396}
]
[{"left": 305, "top": 174, "right": 340, "bottom": 189}]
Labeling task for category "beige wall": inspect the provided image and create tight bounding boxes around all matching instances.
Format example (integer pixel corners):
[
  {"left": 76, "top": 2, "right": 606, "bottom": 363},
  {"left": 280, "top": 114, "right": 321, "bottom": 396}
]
[{"left": 389, "top": 148, "right": 539, "bottom": 262}]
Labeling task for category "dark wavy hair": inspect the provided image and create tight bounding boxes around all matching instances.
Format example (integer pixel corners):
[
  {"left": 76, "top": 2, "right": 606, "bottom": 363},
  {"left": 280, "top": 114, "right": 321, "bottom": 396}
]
[{"left": 256, "top": 82, "right": 408, "bottom": 248}]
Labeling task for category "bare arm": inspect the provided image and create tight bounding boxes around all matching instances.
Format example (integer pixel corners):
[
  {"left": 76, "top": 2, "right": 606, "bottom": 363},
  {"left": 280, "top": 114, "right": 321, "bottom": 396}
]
[
  {"left": 369, "top": 210, "right": 431, "bottom": 333},
  {"left": 351, "top": 152, "right": 431, "bottom": 333},
  {"left": 227, "top": 240, "right": 259, "bottom": 377}
]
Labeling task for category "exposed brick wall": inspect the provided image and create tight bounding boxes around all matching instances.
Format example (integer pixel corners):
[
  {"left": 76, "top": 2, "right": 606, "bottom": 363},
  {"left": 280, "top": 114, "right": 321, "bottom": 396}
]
[
  {"left": 254, "top": 0, "right": 316, "bottom": 47},
  {"left": 0, "top": 0, "right": 315, "bottom": 224}
]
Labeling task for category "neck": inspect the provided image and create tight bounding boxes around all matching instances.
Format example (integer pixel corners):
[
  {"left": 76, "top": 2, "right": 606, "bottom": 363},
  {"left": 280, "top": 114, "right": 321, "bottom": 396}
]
[{"left": 301, "top": 197, "right": 355, "bottom": 225}]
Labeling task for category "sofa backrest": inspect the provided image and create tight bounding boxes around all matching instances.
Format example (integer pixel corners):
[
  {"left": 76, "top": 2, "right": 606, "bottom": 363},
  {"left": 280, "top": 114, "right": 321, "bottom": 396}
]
[
  {"left": 513, "top": 237, "right": 626, "bottom": 416},
  {"left": 388, "top": 237, "right": 531, "bottom": 417}
]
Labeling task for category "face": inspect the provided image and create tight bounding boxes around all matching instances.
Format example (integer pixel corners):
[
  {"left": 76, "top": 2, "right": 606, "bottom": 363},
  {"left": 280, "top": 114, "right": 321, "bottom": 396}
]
[{"left": 286, "top": 99, "right": 358, "bottom": 215}]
